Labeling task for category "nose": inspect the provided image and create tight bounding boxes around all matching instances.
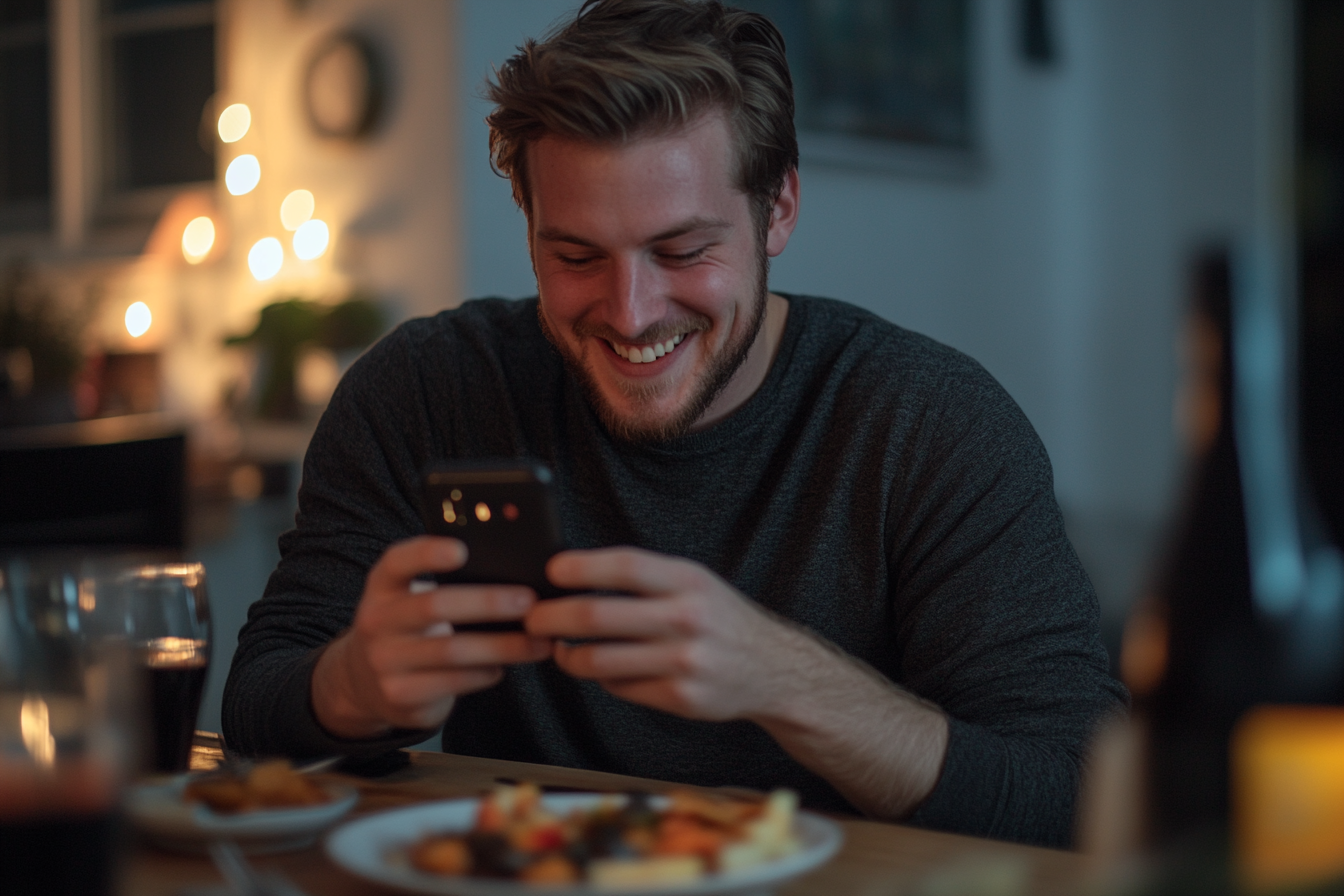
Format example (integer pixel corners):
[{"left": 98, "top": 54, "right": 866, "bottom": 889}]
[{"left": 603, "top": 254, "right": 665, "bottom": 339}]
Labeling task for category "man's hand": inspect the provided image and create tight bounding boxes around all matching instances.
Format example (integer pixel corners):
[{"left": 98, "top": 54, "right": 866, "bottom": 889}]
[
  {"left": 311, "top": 536, "right": 552, "bottom": 739},
  {"left": 527, "top": 547, "right": 949, "bottom": 820},
  {"left": 526, "top": 547, "right": 801, "bottom": 721}
]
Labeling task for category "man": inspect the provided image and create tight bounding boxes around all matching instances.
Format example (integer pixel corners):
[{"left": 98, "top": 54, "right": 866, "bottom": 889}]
[{"left": 224, "top": 0, "right": 1125, "bottom": 849}]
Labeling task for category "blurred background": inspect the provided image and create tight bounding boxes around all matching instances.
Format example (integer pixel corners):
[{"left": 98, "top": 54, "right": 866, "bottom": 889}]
[{"left": 0, "top": 0, "right": 1339, "bottom": 738}]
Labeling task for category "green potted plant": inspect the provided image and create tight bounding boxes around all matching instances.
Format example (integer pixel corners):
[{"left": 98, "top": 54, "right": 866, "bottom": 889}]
[
  {"left": 0, "top": 261, "right": 89, "bottom": 427},
  {"left": 225, "top": 293, "right": 385, "bottom": 420}
]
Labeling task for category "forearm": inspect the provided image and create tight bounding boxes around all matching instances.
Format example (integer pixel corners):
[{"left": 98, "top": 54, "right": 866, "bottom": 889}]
[
  {"left": 747, "top": 624, "right": 949, "bottom": 820},
  {"left": 225, "top": 641, "right": 432, "bottom": 759}
]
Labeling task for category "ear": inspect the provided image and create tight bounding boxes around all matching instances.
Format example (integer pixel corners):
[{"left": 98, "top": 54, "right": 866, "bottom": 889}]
[{"left": 764, "top": 167, "right": 800, "bottom": 258}]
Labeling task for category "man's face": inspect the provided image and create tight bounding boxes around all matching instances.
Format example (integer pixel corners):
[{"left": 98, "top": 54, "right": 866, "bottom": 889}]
[{"left": 528, "top": 112, "right": 791, "bottom": 442}]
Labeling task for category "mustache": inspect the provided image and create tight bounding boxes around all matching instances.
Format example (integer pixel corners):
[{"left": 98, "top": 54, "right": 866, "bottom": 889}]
[{"left": 572, "top": 315, "right": 712, "bottom": 345}]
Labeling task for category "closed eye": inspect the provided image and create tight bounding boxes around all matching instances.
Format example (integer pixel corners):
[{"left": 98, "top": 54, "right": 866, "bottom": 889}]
[
  {"left": 658, "top": 247, "right": 708, "bottom": 265},
  {"left": 556, "top": 254, "right": 599, "bottom": 268}
]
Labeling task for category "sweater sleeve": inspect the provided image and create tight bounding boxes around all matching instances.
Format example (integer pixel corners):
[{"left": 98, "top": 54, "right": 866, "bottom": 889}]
[
  {"left": 890, "top": 364, "right": 1128, "bottom": 848},
  {"left": 221, "top": 325, "right": 444, "bottom": 758}
]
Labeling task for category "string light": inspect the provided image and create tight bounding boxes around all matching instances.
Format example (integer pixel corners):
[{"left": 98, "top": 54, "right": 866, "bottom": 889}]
[
  {"left": 292, "top": 219, "right": 330, "bottom": 261},
  {"left": 225, "top": 154, "right": 261, "bottom": 195},
  {"left": 125, "top": 302, "right": 152, "bottom": 337},
  {"left": 248, "top": 237, "right": 284, "bottom": 280},
  {"left": 181, "top": 216, "right": 215, "bottom": 263},
  {"left": 280, "top": 190, "right": 315, "bottom": 230},
  {"left": 217, "top": 103, "right": 251, "bottom": 143}
]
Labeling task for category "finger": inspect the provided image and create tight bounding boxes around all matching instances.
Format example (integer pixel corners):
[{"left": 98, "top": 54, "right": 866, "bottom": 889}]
[
  {"left": 552, "top": 637, "right": 694, "bottom": 680},
  {"left": 373, "top": 584, "right": 537, "bottom": 632},
  {"left": 373, "top": 632, "right": 553, "bottom": 673},
  {"left": 546, "top": 547, "right": 706, "bottom": 595},
  {"left": 527, "top": 594, "right": 701, "bottom": 640},
  {"left": 366, "top": 537, "right": 468, "bottom": 598}
]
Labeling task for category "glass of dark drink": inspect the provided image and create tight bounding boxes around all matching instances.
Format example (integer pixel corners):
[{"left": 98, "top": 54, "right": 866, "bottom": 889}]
[
  {"left": 1, "top": 553, "right": 138, "bottom": 896},
  {"left": 84, "top": 563, "right": 211, "bottom": 774}
]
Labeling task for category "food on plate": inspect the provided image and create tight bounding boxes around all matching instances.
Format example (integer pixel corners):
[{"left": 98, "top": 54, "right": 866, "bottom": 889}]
[
  {"left": 405, "top": 782, "right": 799, "bottom": 885},
  {"left": 183, "top": 759, "right": 331, "bottom": 814}
]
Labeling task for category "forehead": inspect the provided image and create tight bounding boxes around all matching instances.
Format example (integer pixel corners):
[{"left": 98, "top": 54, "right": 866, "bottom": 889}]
[{"left": 526, "top": 112, "right": 748, "bottom": 239}]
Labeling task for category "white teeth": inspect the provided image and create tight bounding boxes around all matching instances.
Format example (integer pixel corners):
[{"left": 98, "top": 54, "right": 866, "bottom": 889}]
[{"left": 609, "top": 332, "right": 689, "bottom": 364}]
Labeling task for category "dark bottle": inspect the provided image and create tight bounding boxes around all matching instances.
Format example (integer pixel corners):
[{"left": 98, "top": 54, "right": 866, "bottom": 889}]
[{"left": 1121, "top": 247, "right": 1344, "bottom": 888}]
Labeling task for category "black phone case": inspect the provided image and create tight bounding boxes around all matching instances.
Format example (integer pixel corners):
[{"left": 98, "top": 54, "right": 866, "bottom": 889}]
[{"left": 420, "top": 460, "right": 571, "bottom": 631}]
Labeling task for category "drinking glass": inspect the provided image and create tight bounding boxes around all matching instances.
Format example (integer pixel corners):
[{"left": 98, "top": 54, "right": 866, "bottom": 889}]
[
  {"left": 0, "top": 553, "right": 137, "bottom": 896},
  {"left": 83, "top": 562, "right": 211, "bottom": 773}
]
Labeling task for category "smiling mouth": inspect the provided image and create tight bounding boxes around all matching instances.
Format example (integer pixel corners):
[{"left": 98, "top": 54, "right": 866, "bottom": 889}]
[{"left": 607, "top": 333, "right": 686, "bottom": 364}]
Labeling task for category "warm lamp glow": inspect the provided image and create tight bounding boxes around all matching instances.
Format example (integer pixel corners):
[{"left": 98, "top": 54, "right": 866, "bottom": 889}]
[
  {"left": 292, "top": 219, "right": 330, "bottom": 261},
  {"left": 181, "top": 216, "right": 215, "bottom": 262},
  {"left": 225, "top": 154, "right": 261, "bottom": 195},
  {"left": 280, "top": 190, "right": 315, "bottom": 230},
  {"left": 125, "top": 302, "right": 152, "bottom": 338},
  {"left": 248, "top": 237, "right": 284, "bottom": 281},
  {"left": 217, "top": 103, "right": 251, "bottom": 143},
  {"left": 20, "top": 697, "right": 55, "bottom": 769}
]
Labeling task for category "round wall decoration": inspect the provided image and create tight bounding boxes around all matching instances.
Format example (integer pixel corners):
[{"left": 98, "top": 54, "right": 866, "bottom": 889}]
[{"left": 303, "top": 32, "right": 382, "bottom": 140}]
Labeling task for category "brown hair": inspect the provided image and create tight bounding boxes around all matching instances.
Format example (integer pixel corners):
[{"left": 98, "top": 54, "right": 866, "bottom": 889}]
[{"left": 485, "top": 0, "right": 797, "bottom": 232}]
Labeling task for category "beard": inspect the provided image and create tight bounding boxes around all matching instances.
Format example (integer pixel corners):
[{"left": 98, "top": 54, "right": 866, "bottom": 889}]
[{"left": 538, "top": 244, "right": 770, "bottom": 445}]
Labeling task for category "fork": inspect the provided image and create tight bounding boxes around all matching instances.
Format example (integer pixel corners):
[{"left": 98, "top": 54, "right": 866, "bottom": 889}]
[{"left": 207, "top": 841, "right": 308, "bottom": 896}]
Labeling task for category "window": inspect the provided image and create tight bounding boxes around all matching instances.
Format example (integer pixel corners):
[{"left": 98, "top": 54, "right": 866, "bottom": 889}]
[
  {"left": 738, "top": 0, "right": 974, "bottom": 175},
  {"left": 103, "top": 0, "right": 215, "bottom": 193},
  {"left": 0, "top": 1, "right": 52, "bottom": 231},
  {"left": 0, "top": 0, "right": 215, "bottom": 240}
]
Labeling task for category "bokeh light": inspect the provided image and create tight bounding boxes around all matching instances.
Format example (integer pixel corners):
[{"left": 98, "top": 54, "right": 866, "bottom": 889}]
[
  {"left": 125, "top": 302, "right": 152, "bottom": 338},
  {"left": 225, "top": 154, "right": 261, "bottom": 195},
  {"left": 181, "top": 216, "right": 215, "bottom": 263},
  {"left": 248, "top": 237, "right": 284, "bottom": 280},
  {"left": 217, "top": 103, "right": 251, "bottom": 143},
  {"left": 280, "top": 189, "right": 315, "bottom": 230},
  {"left": 293, "top": 219, "right": 330, "bottom": 261}
]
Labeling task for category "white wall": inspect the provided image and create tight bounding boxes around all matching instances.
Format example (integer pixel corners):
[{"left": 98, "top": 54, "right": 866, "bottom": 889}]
[
  {"left": 454, "top": 0, "right": 1275, "bottom": 618},
  {"left": 219, "top": 0, "right": 462, "bottom": 326},
  {"left": 459, "top": 0, "right": 579, "bottom": 301}
]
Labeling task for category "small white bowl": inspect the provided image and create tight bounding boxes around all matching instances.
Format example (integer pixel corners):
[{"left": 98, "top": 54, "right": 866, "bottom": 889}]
[{"left": 126, "top": 775, "right": 359, "bottom": 854}]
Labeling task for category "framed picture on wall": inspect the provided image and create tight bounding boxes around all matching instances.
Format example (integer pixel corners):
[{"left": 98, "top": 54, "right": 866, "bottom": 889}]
[{"left": 737, "top": 0, "right": 976, "bottom": 177}]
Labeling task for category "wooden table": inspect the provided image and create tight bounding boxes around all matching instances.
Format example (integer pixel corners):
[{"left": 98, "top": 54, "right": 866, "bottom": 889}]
[{"left": 121, "top": 751, "right": 1093, "bottom": 895}]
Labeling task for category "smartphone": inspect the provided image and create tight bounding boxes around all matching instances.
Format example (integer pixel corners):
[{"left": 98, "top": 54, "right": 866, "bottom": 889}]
[{"left": 420, "top": 460, "right": 570, "bottom": 629}]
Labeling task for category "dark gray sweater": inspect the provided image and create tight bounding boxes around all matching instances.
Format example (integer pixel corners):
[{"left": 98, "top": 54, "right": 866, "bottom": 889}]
[{"left": 223, "top": 295, "right": 1125, "bottom": 848}]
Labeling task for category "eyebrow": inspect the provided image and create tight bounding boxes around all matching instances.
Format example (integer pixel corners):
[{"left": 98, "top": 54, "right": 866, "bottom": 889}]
[{"left": 534, "top": 216, "right": 733, "bottom": 248}]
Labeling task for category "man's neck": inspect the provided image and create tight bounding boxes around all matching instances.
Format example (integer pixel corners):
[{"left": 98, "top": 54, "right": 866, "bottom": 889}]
[{"left": 690, "top": 292, "right": 790, "bottom": 432}]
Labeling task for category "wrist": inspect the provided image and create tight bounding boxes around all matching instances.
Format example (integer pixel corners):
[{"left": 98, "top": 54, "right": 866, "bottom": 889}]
[
  {"left": 311, "top": 634, "right": 394, "bottom": 740},
  {"left": 745, "top": 618, "right": 858, "bottom": 728},
  {"left": 745, "top": 623, "right": 950, "bottom": 819}
]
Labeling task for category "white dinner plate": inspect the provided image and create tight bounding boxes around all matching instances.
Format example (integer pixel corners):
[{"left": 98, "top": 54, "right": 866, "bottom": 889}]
[
  {"left": 126, "top": 775, "right": 359, "bottom": 854},
  {"left": 324, "top": 792, "right": 843, "bottom": 896}
]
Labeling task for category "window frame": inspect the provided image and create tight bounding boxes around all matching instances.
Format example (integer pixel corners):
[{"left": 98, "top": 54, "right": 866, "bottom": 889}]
[
  {"left": 737, "top": 0, "right": 981, "bottom": 179},
  {"left": 97, "top": 0, "right": 216, "bottom": 226},
  {"left": 0, "top": 11, "right": 54, "bottom": 232},
  {"left": 0, "top": 0, "right": 217, "bottom": 254}
]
